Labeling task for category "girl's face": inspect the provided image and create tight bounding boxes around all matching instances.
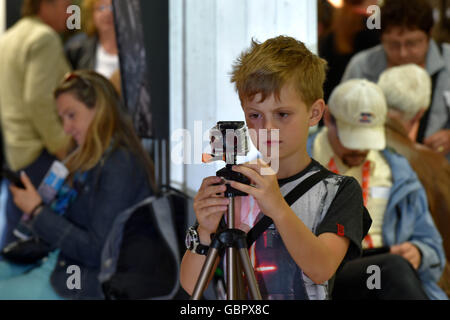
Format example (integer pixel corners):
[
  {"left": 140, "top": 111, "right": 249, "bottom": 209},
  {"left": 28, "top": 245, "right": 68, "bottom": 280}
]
[
  {"left": 57, "top": 93, "right": 97, "bottom": 146},
  {"left": 93, "top": 0, "right": 115, "bottom": 36}
]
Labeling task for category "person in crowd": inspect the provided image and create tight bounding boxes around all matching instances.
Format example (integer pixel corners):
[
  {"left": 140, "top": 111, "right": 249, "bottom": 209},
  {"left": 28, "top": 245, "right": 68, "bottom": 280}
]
[
  {"left": 65, "top": 0, "right": 119, "bottom": 79},
  {"left": 430, "top": 0, "right": 450, "bottom": 45},
  {"left": 341, "top": 0, "right": 450, "bottom": 160},
  {"left": 0, "top": 0, "right": 72, "bottom": 249},
  {"left": 180, "top": 36, "right": 371, "bottom": 300},
  {"left": 378, "top": 64, "right": 450, "bottom": 297},
  {"left": 0, "top": 70, "right": 155, "bottom": 299},
  {"left": 319, "top": 0, "right": 380, "bottom": 103},
  {"left": 308, "top": 78, "right": 447, "bottom": 300}
]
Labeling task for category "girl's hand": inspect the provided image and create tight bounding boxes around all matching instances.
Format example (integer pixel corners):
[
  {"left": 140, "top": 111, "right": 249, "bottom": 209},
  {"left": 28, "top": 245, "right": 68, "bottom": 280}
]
[{"left": 9, "top": 172, "right": 42, "bottom": 216}]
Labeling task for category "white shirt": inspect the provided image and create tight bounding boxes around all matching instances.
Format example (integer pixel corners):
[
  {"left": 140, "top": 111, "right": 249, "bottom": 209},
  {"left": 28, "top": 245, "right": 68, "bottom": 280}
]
[{"left": 95, "top": 44, "right": 119, "bottom": 79}]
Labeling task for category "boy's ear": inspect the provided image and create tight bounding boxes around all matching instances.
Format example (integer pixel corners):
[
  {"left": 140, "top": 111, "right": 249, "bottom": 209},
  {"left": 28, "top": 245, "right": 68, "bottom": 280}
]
[{"left": 308, "top": 99, "right": 325, "bottom": 127}]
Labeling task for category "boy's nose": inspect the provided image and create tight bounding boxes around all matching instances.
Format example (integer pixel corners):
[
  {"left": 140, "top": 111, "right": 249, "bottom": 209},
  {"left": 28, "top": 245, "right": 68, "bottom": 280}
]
[{"left": 263, "top": 118, "right": 276, "bottom": 131}]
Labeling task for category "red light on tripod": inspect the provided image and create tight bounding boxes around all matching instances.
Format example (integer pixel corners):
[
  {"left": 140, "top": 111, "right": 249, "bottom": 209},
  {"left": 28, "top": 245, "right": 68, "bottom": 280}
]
[{"left": 255, "top": 265, "right": 277, "bottom": 273}]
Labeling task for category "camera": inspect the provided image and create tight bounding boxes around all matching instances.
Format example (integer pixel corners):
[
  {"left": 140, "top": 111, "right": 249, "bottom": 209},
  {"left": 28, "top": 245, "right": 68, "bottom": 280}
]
[{"left": 204, "top": 121, "right": 251, "bottom": 197}]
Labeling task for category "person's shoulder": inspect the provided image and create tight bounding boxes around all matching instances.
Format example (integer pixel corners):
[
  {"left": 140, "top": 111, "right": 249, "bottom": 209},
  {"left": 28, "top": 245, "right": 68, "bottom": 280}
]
[
  {"left": 64, "top": 32, "right": 97, "bottom": 52},
  {"left": 64, "top": 32, "right": 89, "bottom": 49},
  {"left": 345, "top": 44, "right": 384, "bottom": 79},
  {"left": 326, "top": 172, "right": 362, "bottom": 195},
  {"left": 440, "top": 42, "right": 450, "bottom": 68},
  {"left": 23, "top": 17, "right": 58, "bottom": 42},
  {"left": 382, "top": 148, "right": 422, "bottom": 186},
  {"left": 103, "top": 146, "right": 141, "bottom": 169},
  {"left": 348, "top": 44, "right": 382, "bottom": 65}
]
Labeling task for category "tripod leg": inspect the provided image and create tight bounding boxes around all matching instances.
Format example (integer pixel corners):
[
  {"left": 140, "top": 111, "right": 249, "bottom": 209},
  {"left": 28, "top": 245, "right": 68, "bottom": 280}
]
[
  {"left": 227, "top": 247, "right": 238, "bottom": 299},
  {"left": 236, "top": 256, "right": 247, "bottom": 299},
  {"left": 238, "top": 248, "right": 262, "bottom": 300},
  {"left": 191, "top": 247, "right": 220, "bottom": 300}
]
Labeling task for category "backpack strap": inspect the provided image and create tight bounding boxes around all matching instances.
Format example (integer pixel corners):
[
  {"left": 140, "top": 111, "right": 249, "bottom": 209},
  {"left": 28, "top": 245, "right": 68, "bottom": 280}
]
[
  {"left": 417, "top": 43, "right": 443, "bottom": 143},
  {"left": 246, "top": 169, "right": 332, "bottom": 248},
  {"left": 149, "top": 194, "right": 181, "bottom": 300}
]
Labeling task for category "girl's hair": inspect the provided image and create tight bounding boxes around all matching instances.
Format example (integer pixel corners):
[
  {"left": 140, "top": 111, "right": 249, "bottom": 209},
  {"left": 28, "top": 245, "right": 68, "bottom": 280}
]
[
  {"left": 54, "top": 70, "right": 156, "bottom": 191},
  {"left": 82, "top": 0, "right": 99, "bottom": 37}
]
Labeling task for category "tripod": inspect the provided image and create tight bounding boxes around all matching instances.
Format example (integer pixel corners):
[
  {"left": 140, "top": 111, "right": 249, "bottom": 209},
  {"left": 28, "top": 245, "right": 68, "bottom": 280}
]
[{"left": 191, "top": 165, "right": 262, "bottom": 300}]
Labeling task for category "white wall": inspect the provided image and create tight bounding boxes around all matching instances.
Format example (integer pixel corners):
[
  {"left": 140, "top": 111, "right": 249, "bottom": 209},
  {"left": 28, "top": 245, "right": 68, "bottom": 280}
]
[
  {"left": 170, "top": 0, "right": 317, "bottom": 195},
  {"left": 0, "top": 0, "right": 6, "bottom": 37}
]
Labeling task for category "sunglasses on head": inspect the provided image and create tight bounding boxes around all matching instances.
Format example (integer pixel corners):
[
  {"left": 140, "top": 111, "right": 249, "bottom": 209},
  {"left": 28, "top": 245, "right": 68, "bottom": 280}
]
[{"left": 63, "top": 72, "right": 91, "bottom": 88}]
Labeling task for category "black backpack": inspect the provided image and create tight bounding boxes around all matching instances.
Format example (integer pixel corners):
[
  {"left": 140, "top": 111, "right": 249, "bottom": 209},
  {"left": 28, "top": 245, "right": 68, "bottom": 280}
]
[{"left": 99, "top": 188, "right": 193, "bottom": 299}]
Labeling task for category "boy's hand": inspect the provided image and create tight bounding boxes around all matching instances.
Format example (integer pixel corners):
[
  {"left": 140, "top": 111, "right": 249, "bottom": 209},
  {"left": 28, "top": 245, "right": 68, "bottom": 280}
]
[
  {"left": 229, "top": 159, "right": 287, "bottom": 222},
  {"left": 193, "top": 176, "right": 230, "bottom": 244}
]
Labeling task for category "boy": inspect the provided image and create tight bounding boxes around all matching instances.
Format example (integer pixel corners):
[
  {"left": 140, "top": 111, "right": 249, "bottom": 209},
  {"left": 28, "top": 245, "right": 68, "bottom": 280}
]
[{"left": 180, "top": 36, "right": 371, "bottom": 300}]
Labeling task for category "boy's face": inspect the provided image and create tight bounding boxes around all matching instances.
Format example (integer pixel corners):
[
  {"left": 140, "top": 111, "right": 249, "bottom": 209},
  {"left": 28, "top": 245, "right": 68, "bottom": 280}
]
[{"left": 242, "top": 83, "right": 322, "bottom": 165}]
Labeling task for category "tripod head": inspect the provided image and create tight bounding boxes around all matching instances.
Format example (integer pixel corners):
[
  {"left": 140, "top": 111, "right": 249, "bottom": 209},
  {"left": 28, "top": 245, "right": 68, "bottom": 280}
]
[{"left": 202, "top": 121, "right": 251, "bottom": 197}]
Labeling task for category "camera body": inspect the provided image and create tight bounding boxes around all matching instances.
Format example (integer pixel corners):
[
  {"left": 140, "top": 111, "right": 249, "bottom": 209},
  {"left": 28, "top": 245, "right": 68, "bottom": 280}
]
[
  {"left": 208, "top": 121, "right": 250, "bottom": 197},
  {"left": 209, "top": 121, "right": 249, "bottom": 164}
]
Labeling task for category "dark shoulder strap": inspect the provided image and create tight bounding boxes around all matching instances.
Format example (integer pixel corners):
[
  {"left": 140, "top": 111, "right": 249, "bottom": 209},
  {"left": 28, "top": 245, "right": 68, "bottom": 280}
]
[
  {"left": 417, "top": 43, "right": 443, "bottom": 143},
  {"left": 246, "top": 169, "right": 332, "bottom": 248},
  {"left": 417, "top": 71, "right": 440, "bottom": 143}
]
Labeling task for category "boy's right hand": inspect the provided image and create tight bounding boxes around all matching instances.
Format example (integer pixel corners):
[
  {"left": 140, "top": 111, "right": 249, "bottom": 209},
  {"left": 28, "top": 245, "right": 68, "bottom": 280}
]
[{"left": 193, "top": 176, "right": 230, "bottom": 245}]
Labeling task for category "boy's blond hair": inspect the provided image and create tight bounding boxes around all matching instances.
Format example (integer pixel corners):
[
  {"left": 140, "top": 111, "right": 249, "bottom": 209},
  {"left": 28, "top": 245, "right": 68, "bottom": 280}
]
[{"left": 231, "top": 36, "right": 327, "bottom": 107}]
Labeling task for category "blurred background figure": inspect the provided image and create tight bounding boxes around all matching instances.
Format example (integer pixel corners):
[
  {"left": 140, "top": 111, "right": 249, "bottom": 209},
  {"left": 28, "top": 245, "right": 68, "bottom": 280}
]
[
  {"left": 319, "top": 0, "right": 380, "bottom": 103},
  {"left": 0, "top": 70, "right": 155, "bottom": 299},
  {"left": 378, "top": 64, "right": 450, "bottom": 297},
  {"left": 342, "top": 0, "right": 450, "bottom": 160},
  {"left": 0, "top": 0, "right": 72, "bottom": 250},
  {"left": 430, "top": 0, "right": 450, "bottom": 45},
  {"left": 308, "top": 79, "right": 447, "bottom": 300},
  {"left": 65, "top": 0, "right": 119, "bottom": 80}
]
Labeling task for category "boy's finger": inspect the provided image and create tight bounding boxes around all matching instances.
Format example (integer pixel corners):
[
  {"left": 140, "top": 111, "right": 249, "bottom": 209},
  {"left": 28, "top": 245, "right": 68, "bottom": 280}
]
[
  {"left": 199, "top": 176, "right": 222, "bottom": 190},
  {"left": 196, "top": 197, "right": 229, "bottom": 211},
  {"left": 197, "top": 184, "right": 227, "bottom": 201},
  {"left": 232, "top": 165, "right": 264, "bottom": 186},
  {"left": 229, "top": 180, "right": 257, "bottom": 197},
  {"left": 239, "top": 158, "right": 269, "bottom": 171}
]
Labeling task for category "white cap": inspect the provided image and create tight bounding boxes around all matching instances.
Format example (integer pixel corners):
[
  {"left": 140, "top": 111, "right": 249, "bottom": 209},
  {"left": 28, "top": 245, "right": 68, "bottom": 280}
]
[
  {"left": 378, "top": 64, "right": 432, "bottom": 121},
  {"left": 328, "top": 79, "right": 387, "bottom": 150}
]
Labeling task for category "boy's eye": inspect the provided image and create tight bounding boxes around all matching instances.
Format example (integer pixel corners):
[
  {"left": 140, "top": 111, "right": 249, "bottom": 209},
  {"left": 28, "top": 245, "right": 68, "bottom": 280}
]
[
  {"left": 248, "top": 113, "right": 260, "bottom": 119},
  {"left": 278, "top": 112, "right": 289, "bottom": 118}
]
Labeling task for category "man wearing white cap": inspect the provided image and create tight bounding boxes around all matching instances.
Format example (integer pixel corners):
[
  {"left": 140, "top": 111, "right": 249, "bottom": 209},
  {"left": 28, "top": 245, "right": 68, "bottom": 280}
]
[{"left": 307, "top": 79, "right": 447, "bottom": 300}]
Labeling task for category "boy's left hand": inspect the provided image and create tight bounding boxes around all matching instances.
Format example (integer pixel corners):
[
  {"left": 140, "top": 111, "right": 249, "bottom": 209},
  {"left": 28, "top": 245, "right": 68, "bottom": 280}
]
[{"left": 229, "top": 159, "right": 287, "bottom": 222}]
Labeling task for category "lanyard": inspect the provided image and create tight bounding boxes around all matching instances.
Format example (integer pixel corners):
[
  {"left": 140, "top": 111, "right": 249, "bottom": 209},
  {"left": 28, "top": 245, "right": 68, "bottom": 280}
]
[{"left": 327, "top": 158, "right": 374, "bottom": 249}]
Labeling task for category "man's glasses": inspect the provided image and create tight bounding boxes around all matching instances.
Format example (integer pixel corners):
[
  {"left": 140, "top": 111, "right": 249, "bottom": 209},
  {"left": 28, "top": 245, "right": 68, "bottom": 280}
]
[{"left": 383, "top": 37, "right": 427, "bottom": 52}]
